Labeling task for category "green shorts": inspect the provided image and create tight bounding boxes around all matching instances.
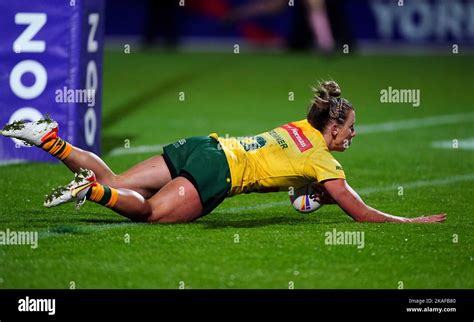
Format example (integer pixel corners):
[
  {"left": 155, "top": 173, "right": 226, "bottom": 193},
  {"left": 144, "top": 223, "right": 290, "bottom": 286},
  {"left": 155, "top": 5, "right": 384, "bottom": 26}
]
[{"left": 162, "top": 136, "right": 232, "bottom": 217}]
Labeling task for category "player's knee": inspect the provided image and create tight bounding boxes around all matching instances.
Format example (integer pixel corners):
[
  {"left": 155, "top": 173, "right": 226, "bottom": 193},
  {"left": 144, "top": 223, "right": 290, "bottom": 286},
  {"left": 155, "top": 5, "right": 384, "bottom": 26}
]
[
  {"left": 102, "top": 173, "right": 138, "bottom": 190},
  {"left": 147, "top": 209, "right": 170, "bottom": 223},
  {"left": 108, "top": 174, "right": 137, "bottom": 190},
  {"left": 125, "top": 205, "right": 153, "bottom": 223},
  {"left": 147, "top": 207, "right": 182, "bottom": 224},
  {"left": 100, "top": 174, "right": 118, "bottom": 187},
  {"left": 115, "top": 190, "right": 152, "bottom": 223}
]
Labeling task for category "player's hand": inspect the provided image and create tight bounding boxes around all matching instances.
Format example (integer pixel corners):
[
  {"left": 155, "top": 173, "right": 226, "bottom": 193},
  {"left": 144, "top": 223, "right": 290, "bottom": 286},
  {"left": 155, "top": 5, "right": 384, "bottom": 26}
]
[
  {"left": 407, "top": 214, "right": 447, "bottom": 223},
  {"left": 311, "top": 182, "right": 337, "bottom": 204}
]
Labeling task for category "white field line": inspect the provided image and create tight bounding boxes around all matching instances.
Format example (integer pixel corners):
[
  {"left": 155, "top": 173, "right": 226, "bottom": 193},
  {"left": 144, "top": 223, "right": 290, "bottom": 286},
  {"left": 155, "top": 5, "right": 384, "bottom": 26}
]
[
  {"left": 217, "top": 173, "right": 474, "bottom": 214},
  {"left": 107, "top": 112, "right": 474, "bottom": 156},
  {"left": 0, "top": 159, "right": 28, "bottom": 167},
  {"left": 431, "top": 137, "right": 474, "bottom": 150},
  {"left": 108, "top": 144, "right": 166, "bottom": 156},
  {"left": 356, "top": 112, "right": 474, "bottom": 135}
]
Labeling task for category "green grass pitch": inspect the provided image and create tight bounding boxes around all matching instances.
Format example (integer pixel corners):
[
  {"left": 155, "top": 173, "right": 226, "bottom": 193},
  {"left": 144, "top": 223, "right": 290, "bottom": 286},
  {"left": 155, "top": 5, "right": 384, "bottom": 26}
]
[{"left": 0, "top": 51, "right": 473, "bottom": 288}]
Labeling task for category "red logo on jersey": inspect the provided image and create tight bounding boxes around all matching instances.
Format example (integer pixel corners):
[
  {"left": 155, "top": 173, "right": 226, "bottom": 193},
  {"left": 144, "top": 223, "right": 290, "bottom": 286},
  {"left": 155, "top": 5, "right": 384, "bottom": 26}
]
[{"left": 280, "top": 123, "right": 313, "bottom": 152}]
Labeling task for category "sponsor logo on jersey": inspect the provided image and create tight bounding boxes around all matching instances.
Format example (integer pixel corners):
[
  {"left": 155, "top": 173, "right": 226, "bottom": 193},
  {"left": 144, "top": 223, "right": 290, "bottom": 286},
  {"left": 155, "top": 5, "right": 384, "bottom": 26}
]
[
  {"left": 239, "top": 135, "right": 266, "bottom": 152},
  {"left": 280, "top": 123, "right": 313, "bottom": 152},
  {"left": 268, "top": 130, "right": 288, "bottom": 149}
]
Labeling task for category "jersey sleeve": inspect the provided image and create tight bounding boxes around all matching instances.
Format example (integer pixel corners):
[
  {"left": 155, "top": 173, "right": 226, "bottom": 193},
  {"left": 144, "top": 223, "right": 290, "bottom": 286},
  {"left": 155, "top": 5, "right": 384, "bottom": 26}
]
[{"left": 306, "top": 149, "right": 346, "bottom": 182}]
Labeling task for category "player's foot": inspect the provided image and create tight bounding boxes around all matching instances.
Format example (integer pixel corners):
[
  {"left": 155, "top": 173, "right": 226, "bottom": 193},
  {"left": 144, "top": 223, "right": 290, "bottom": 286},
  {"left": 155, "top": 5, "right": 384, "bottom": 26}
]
[
  {"left": 0, "top": 116, "right": 58, "bottom": 146},
  {"left": 44, "top": 168, "right": 96, "bottom": 209}
]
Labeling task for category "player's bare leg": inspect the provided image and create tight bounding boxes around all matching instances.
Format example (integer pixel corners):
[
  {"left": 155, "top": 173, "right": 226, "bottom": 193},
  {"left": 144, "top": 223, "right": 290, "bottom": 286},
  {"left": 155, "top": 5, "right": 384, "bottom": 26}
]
[
  {"left": 0, "top": 117, "right": 116, "bottom": 182},
  {"left": 104, "top": 176, "right": 202, "bottom": 223},
  {"left": 49, "top": 141, "right": 173, "bottom": 198},
  {"left": 100, "top": 188, "right": 152, "bottom": 222},
  {"left": 0, "top": 117, "right": 172, "bottom": 198},
  {"left": 40, "top": 141, "right": 171, "bottom": 199},
  {"left": 62, "top": 146, "right": 115, "bottom": 182},
  {"left": 63, "top": 151, "right": 172, "bottom": 199},
  {"left": 146, "top": 176, "right": 203, "bottom": 223},
  {"left": 45, "top": 169, "right": 202, "bottom": 224},
  {"left": 96, "top": 176, "right": 201, "bottom": 223},
  {"left": 42, "top": 137, "right": 173, "bottom": 198},
  {"left": 111, "top": 155, "right": 172, "bottom": 199}
]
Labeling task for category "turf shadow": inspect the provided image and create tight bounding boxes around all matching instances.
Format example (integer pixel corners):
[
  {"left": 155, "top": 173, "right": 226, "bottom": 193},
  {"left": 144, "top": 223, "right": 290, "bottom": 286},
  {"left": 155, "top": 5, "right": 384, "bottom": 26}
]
[
  {"left": 199, "top": 216, "right": 316, "bottom": 229},
  {"left": 78, "top": 218, "right": 130, "bottom": 224}
]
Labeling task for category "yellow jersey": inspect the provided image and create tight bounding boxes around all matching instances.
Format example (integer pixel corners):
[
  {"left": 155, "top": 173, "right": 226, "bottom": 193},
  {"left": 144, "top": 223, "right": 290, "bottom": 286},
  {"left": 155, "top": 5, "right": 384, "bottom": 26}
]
[{"left": 209, "top": 119, "right": 346, "bottom": 196}]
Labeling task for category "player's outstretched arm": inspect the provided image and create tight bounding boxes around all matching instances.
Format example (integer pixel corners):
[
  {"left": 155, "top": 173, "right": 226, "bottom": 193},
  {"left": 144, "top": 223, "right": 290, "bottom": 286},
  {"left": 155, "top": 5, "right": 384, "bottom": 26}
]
[{"left": 322, "top": 179, "right": 447, "bottom": 223}]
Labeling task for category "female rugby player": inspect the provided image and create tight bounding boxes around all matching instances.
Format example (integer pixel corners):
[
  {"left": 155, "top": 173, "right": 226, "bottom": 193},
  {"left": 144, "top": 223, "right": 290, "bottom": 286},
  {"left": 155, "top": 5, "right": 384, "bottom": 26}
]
[{"left": 1, "top": 81, "right": 446, "bottom": 224}]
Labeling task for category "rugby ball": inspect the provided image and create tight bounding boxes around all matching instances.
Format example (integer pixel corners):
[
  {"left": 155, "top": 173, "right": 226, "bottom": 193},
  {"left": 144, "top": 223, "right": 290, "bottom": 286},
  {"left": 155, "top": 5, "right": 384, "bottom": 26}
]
[{"left": 289, "top": 184, "right": 323, "bottom": 213}]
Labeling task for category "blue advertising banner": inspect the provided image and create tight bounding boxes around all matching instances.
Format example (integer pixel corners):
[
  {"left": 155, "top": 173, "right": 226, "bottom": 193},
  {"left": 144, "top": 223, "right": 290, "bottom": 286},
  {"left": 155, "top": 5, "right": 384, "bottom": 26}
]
[
  {"left": 0, "top": 0, "right": 105, "bottom": 164},
  {"left": 104, "top": 0, "right": 474, "bottom": 49},
  {"left": 347, "top": 0, "right": 474, "bottom": 46}
]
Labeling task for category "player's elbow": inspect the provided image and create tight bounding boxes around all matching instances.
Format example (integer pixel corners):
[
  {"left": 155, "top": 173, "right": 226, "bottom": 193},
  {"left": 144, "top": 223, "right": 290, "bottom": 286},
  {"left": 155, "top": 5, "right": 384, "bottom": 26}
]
[
  {"left": 337, "top": 196, "right": 371, "bottom": 222},
  {"left": 351, "top": 212, "right": 371, "bottom": 223},
  {"left": 343, "top": 208, "right": 369, "bottom": 222}
]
